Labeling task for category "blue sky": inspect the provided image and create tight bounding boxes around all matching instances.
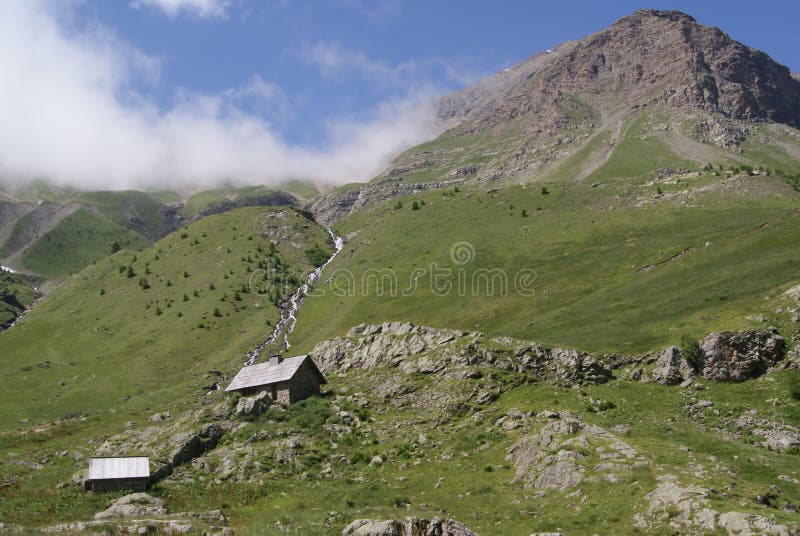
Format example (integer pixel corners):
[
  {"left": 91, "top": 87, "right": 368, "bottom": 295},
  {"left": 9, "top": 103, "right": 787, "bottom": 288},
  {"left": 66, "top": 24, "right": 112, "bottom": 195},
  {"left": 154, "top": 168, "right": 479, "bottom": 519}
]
[
  {"left": 1, "top": 1, "right": 798, "bottom": 188},
  {"left": 84, "top": 0, "right": 800, "bottom": 145}
]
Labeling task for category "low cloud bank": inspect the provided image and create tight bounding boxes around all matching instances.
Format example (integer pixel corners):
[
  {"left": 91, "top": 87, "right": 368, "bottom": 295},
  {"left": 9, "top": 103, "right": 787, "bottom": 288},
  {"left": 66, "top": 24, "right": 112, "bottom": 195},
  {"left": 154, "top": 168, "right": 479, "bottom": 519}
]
[{"left": 0, "top": 2, "right": 442, "bottom": 190}]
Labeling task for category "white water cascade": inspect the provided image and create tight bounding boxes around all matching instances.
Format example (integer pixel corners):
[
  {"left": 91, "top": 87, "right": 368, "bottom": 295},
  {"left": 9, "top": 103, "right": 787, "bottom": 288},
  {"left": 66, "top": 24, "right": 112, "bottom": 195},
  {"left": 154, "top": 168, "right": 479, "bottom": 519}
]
[{"left": 244, "top": 227, "right": 344, "bottom": 366}]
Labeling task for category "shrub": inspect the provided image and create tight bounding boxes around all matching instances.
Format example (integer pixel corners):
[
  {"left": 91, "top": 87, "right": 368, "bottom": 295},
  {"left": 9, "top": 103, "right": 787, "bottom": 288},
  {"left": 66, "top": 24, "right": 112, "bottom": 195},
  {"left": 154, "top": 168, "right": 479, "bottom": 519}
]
[
  {"left": 392, "top": 496, "right": 411, "bottom": 508},
  {"left": 350, "top": 450, "right": 370, "bottom": 465},
  {"left": 110, "top": 242, "right": 121, "bottom": 254},
  {"left": 411, "top": 201, "right": 420, "bottom": 211},
  {"left": 394, "top": 201, "right": 403, "bottom": 210},
  {"left": 126, "top": 266, "right": 136, "bottom": 278},
  {"left": 789, "top": 372, "right": 800, "bottom": 401},
  {"left": 680, "top": 334, "right": 703, "bottom": 369},
  {"left": 597, "top": 400, "right": 616, "bottom": 411},
  {"left": 541, "top": 186, "right": 549, "bottom": 195},
  {"left": 99, "top": 288, "right": 105, "bottom": 295},
  {"left": 304, "top": 244, "right": 330, "bottom": 267},
  {"left": 213, "top": 308, "right": 222, "bottom": 317}
]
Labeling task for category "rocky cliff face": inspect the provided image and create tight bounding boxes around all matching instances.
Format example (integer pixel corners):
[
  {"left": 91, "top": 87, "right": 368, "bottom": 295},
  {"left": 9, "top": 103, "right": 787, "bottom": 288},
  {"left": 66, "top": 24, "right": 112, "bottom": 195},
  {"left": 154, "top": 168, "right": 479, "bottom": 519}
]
[{"left": 438, "top": 10, "right": 800, "bottom": 132}]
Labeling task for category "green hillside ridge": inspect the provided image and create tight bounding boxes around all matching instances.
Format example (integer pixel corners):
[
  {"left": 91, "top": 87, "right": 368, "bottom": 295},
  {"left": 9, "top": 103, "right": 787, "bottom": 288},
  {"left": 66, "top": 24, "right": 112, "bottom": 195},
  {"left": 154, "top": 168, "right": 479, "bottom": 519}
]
[
  {"left": 0, "top": 206, "right": 333, "bottom": 427},
  {"left": 20, "top": 209, "right": 150, "bottom": 278},
  {"left": 183, "top": 182, "right": 320, "bottom": 216},
  {"left": 76, "top": 190, "right": 176, "bottom": 240}
]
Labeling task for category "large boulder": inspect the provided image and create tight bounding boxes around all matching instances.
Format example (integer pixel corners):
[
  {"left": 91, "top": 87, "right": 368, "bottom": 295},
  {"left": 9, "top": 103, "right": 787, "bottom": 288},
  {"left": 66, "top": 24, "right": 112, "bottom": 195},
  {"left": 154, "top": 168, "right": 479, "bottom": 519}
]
[
  {"left": 234, "top": 390, "right": 271, "bottom": 417},
  {"left": 550, "top": 348, "right": 612, "bottom": 385},
  {"left": 651, "top": 346, "right": 696, "bottom": 385},
  {"left": 94, "top": 493, "right": 168, "bottom": 519},
  {"left": 700, "top": 331, "right": 785, "bottom": 382},
  {"left": 342, "top": 517, "right": 478, "bottom": 536}
]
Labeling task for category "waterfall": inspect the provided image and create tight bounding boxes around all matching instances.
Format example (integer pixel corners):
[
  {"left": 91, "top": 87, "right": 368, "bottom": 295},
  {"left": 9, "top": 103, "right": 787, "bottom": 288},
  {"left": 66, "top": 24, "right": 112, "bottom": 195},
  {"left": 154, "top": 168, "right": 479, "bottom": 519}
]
[{"left": 243, "top": 227, "right": 344, "bottom": 366}]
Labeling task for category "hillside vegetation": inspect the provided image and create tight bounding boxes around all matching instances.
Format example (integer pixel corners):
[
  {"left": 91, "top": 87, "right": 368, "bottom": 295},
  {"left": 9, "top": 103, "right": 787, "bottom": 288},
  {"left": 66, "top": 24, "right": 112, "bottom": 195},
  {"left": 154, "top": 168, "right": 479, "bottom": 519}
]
[
  {"left": 20, "top": 209, "right": 150, "bottom": 278},
  {"left": 0, "top": 206, "right": 333, "bottom": 427},
  {"left": 293, "top": 147, "right": 800, "bottom": 355},
  {"left": 0, "top": 270, "right": 38, "bottom": 328}
]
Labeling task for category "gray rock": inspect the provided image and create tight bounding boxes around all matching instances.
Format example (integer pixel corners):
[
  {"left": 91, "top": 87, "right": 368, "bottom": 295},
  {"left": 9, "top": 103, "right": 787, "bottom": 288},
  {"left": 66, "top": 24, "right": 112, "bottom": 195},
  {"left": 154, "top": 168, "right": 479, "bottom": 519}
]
[
  {"left": 310, "top": 322, "right": 611, "bottom": 386},
  {"left": 700, "top": 331, "right": 785, "bottom": 381},
  {"left": 651, "top": 346, "right": 696, "bottom": 385},
  {"left": 342, "top": 517, "right": 478, "bottom": 536},
  {"left": 234, "top": 390, "right": 271, "bottom": 417},
  {"left": 507, "top": 413, "right": 641, "bottom": 491},
  {"left": 94, "top": 493, "right": 168, "bottom": 519}
]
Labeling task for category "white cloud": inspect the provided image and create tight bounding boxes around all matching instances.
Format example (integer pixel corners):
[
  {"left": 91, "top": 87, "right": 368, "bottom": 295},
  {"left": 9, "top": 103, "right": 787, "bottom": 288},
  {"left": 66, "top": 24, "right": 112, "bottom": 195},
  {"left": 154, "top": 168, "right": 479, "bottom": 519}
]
[
  {"left": 298, "top": 42, "right": 420, "bottom": 88},
  {"left": 297, "top": 41, "right": 489, "bottom": 91},
  {"left": 131, "top": 0, "right": 230, "bottom": 19},
  {"left": 0, "top": 2, "right": 442, "bottom": 190}
]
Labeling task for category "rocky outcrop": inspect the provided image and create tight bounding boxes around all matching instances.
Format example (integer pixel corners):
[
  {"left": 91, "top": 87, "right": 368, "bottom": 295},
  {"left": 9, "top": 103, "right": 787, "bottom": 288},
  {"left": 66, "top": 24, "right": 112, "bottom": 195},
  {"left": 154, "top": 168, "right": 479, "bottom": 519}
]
[
  {"left": 342, "top": 518, "right": 478, "bottom": 536},
  {"left": 651, "top": 345, "right": 696, "bottom": 385},
  {"left": 634, "top": 475, "right": 793, "bottom": 535},
  {"left": 647, "top": 330, "right": 785, "bottom": 384},
  {"left": 310, "top": 322, "right": 612, "bottom": 386},
  {"left": 94, "top": 493, "right": 168, "bottom": 519},
  {"left": 507, "top": 411, "right": 644, "bottom": 491},
  {"left": 700, "top": 330, "right": 785, "bottom": 381},
  {"left": 234, "top": 390, "right": 272, "bottom": 417}
]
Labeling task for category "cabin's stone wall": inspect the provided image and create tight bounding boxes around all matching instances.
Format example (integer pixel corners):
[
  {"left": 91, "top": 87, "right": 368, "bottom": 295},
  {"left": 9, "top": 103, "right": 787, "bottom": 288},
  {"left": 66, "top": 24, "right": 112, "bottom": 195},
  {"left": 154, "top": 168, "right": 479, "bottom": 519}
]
[
  {"left": 289, "top": 361, "right": 321, "bottom": 403},
  {"left": 86, "top": 477, "right": 148, "bottom": 492},
  {"left": 276, "top": 381, "right": 291, "bottom": 405}
]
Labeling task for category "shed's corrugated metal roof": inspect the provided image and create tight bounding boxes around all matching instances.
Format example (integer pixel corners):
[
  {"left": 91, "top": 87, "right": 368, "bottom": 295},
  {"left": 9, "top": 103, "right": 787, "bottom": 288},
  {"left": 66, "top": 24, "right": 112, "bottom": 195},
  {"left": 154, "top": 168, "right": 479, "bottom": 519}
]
[
  {"left": 226, "top": 355, "right": 325, "bottom": 392},
  {"left": 88, "top": 457, "right": 150, "bottom": 480}
]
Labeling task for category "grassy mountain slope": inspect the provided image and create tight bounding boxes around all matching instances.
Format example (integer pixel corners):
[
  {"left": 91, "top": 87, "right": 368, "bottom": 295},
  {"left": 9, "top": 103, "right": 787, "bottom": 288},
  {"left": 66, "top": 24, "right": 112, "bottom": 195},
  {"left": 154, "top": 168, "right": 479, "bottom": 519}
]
[
  {"left": 75, "top": 191, "right": 177, "bottom": 241},
  {"left": 293, "top": 161, "right": 800, "bottom": 355},
  {"left": 0, "top": 206, "right": 333, "bottom": 427},
  {"left": 20, "top": 209, "right": 150, "bottom": 278}
]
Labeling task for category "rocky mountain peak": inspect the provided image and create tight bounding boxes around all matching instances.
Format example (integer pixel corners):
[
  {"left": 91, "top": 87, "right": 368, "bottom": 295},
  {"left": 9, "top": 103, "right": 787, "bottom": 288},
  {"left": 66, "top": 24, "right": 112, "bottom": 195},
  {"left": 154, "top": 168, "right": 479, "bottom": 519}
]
[{"left": 439, "top": 9, "right": 800, "bottom": 130}]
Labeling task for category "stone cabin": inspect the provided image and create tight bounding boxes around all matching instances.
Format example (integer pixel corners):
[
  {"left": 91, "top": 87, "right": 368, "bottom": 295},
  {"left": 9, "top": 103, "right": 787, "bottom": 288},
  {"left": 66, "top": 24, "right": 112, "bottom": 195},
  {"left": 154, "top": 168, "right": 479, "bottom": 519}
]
[
  {"left": 225, "top": 355, "right": 327, "bottom": 404},
  {"left": 85, "top": 457, "right": 150, "bottom": 492}
]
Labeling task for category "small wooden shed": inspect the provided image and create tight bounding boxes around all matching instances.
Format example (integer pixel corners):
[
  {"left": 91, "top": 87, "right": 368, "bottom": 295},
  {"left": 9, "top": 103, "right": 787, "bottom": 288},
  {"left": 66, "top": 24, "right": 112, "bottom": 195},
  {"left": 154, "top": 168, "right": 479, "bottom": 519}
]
[
  {"left": 85, "top": 457, "right": 150, "bottom": 492},
  {"left": 226, "top": 355, "right": 326, "bottom": 404}
]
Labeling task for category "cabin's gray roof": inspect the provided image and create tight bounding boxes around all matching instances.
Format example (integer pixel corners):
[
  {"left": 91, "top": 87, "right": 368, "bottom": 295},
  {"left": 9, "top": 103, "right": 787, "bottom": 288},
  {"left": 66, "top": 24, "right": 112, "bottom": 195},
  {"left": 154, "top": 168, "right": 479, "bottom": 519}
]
[
  {"left": 88, "top": 457, "right": 150, "bottom": 480},
  {"left": 226, "top": 354, "right": 326, "bottom": 392}
]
